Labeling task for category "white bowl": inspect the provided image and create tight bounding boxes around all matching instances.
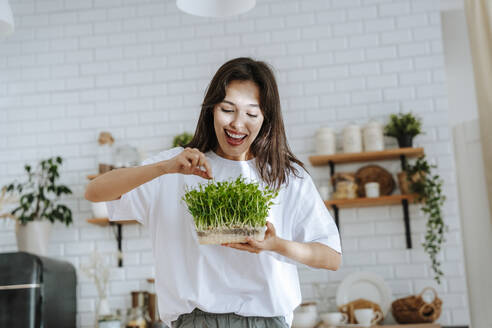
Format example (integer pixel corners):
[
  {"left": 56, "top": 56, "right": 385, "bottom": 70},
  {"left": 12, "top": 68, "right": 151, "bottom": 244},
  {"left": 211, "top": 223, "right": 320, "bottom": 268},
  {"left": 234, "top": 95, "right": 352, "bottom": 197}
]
[{"left": 292, "top": 311, "right": 318, "bottom": 328}]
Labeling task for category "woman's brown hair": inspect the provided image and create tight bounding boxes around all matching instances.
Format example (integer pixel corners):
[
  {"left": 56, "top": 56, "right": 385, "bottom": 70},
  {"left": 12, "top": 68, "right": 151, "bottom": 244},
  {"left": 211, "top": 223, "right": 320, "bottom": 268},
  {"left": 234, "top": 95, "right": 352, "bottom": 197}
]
[{"left": 186, "top": 57, "right": 306, "bottom": 190}]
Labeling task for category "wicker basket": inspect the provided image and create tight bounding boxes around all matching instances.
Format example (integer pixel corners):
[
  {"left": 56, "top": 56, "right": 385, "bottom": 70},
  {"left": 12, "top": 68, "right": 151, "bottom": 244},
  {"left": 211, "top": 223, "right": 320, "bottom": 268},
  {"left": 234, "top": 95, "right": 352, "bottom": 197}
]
[
  {"left": 355, "top": 165, "right": 395, "bottom": 197},
  {"left": 391, "top": 287, "right": 442, "bottom": 324},
  {"left": 338, "top": 298, "right": 384, "bottom": 324}
]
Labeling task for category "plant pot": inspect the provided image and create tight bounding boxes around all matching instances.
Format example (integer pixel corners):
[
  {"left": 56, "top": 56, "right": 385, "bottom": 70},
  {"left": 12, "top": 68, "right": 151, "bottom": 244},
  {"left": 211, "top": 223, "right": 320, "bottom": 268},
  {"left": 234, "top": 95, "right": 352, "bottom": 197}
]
[
  {"left": 397, "top": 135, "right": 414, "bottom": 148},
  {"left": 397, "top": 172, "right": 410, "bottom": 195},
  {"left": 15, "top": 220, "right": 52, "bottom": 256},
  {"left": 196, "top": 226, "right": 266, "bottom": 244},
  {"left": 398, "top": 172, "right": 426, "bottom": 195}
]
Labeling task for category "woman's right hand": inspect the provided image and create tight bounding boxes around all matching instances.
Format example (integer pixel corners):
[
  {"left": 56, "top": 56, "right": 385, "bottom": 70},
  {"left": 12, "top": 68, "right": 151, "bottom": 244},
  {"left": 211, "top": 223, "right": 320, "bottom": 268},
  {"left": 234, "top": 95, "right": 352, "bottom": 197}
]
[{"left": 163, "top": 148, "right": 213, "bottom": 180}]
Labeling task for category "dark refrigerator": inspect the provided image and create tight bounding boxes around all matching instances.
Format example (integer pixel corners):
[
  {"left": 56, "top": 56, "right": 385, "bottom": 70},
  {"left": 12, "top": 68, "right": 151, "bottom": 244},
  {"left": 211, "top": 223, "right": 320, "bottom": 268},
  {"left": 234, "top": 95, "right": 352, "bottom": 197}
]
[{"left": 0, "top": 252, "right": 77, "bottom": 328}]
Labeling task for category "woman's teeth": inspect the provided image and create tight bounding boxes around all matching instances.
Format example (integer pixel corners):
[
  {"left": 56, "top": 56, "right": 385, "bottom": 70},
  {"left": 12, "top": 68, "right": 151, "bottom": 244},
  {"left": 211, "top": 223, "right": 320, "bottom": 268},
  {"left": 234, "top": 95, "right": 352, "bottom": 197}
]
[{"left": 225, "top": 130, "right": 247, "bottom": 139}]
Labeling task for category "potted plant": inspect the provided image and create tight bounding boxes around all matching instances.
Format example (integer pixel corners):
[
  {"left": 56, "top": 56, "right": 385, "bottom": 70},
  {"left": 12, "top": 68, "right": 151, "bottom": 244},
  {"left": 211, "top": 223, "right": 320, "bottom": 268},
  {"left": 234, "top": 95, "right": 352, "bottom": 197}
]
[
  {"left": 384, "top": 112, "right": 423, "bottom": 148},
  {"left": 182, "top": 176, "right": 279, "bottom": 244},
  {"left": 403, "top": 156, "right": 447, "bottom": 284},
  {"left": 3, "top": 156, "right": 73, "bottom": 256},
  {"left": 172, "top": 132, "right": 194, "bottom": 148}
]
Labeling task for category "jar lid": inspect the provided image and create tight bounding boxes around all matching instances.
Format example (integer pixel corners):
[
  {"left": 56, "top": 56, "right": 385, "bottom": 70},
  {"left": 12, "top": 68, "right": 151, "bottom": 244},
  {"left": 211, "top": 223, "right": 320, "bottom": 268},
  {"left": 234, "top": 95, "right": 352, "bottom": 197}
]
[
  {"left": 364, "top": 121, "right": 382, "bottom": 128},
  {"left": 316, "top": 127, "right": 334, "bottom": 135},
  {"left": 343, "top": 124, "right": 361, "bottom": 131}
]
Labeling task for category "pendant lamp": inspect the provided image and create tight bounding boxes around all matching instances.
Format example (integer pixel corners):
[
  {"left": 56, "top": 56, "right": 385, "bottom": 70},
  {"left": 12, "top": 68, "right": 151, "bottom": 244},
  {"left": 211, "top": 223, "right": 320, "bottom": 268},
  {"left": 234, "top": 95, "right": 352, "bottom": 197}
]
[
  {"left": 0, "top": 0, "right": 14, "bottom": 37},
  {"left": 176, "top": 0, "right": 256, "bottom": 17}
]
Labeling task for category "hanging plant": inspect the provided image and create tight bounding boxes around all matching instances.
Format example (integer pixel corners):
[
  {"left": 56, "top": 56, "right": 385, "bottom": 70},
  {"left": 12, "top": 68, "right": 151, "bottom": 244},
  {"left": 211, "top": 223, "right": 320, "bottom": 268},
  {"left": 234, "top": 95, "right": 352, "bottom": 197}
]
[{"left": 405, "top": 156, "right": 447, "bottom": 284}]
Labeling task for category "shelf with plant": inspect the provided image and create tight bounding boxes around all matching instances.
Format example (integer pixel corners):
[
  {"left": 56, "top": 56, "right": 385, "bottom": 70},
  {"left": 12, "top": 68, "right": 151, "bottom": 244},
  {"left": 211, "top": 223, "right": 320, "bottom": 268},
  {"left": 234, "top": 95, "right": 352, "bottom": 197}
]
[
  {"left": 403, "top": 155, "right": 447, "bottom": 284},
  {"left": 182, "top": 176, "right": 278, "bottom": 244}
]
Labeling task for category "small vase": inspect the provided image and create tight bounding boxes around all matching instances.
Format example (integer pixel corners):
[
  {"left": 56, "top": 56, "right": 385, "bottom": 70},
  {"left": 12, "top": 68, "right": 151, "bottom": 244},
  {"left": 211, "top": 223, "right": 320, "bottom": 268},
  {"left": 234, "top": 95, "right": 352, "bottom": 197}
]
[
  {"left": 397, "top": 135, "right": 413, "bottom": 148},
  {"left": 15, "top": 220, "right": 52, "bottom": 256},
  {"left": 98, "top": 298, "right": 111, "bottom": 317}
]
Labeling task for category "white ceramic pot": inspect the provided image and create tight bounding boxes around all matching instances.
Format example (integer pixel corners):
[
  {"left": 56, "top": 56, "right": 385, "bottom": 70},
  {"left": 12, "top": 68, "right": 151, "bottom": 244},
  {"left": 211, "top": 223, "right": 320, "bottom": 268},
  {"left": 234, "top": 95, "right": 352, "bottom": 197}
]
[
  {"left": 292, "top": 311, "right": 318, "bottom": 328},
  {"left": 363, "top": 121, "right": 384, "bottom": 152},
  {"left": 365, "top": 182, "right": 380, "bottom": 198},
  {"left": 315, "top": 127, "right": 336, "bottom": 155},
  {"left": 343, "top": 124, "right": 362, "bottom": 153},
  {"left": 91, "top": 202, "right": 108, "bottom": 218},
  {"left": 15, "top": 220, "right": 52, "bottom": 256}
]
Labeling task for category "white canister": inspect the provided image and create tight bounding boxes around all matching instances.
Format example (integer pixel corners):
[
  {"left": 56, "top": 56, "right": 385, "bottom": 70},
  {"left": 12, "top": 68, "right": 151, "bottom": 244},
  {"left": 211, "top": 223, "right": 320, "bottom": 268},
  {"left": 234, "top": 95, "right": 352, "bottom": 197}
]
[
  {"left": 343, "top": 124, "right": 362, "bottom": 153},
  {"left": 91, "top": 202, "right": 109, "bottom": 218},
  {"left": 315, "top": 127, "right": 336, "bottom": 155},
  {"left": 363, "top": 121, "right": 384, "bottom": 152},
  {"left": 365, "top": 182, "right": 380, "bottom": 198}
]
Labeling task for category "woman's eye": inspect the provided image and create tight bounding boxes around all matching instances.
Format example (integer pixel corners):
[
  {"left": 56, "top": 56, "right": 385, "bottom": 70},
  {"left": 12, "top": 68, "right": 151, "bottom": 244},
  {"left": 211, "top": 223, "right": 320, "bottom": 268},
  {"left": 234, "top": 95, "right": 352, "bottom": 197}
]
[
  {"left": 221, "top": 108, "right": 233, "bottom": 113},
  {"left": 247, "top": 114, "right": 258, "bottom": 118}
]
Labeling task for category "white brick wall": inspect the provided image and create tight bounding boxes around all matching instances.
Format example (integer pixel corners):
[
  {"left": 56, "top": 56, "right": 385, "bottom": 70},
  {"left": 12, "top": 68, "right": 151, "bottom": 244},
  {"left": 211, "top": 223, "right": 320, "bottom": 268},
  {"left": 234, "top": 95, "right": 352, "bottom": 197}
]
[{"left": 0, "top": 0, "right": 470, "bottom": 326}]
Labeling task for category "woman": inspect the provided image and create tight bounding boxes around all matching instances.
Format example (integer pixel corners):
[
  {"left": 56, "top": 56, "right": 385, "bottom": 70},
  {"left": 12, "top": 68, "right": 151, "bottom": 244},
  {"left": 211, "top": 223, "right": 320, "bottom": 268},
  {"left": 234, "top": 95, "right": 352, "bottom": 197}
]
[{"left": 85, "top": 57, "right": 341, "bottom": 328}]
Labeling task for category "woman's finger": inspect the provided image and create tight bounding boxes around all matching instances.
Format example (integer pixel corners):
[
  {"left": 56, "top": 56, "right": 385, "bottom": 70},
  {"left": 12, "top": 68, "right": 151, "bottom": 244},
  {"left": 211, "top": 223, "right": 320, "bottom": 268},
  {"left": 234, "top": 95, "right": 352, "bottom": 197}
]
[
  {"left": 188, "top": 152, "right": 200, "bottom": 168},
  {"left": 223, "top": 243, "right": 260, "bottom": 254},
  {"left": 192, "top": 166, "right": 211, "bottom": 180},
  {"left": 203, "top": 155, "right": 213, "bottom": 179},
  {"left": 198, "top": 153, "right": 213, "bottom": 178}
]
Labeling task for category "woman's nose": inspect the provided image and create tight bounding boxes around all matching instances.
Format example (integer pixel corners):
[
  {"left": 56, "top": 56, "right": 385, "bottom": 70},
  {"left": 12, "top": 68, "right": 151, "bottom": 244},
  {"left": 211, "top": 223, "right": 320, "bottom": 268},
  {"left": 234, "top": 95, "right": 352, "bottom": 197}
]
[{"left": 230, "top": 113, "right": 245, "bottom": 129}]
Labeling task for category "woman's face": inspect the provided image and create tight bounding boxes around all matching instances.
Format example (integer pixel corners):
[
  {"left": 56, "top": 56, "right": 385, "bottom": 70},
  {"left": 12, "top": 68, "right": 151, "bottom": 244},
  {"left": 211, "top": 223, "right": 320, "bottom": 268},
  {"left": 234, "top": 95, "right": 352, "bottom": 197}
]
[{"left": 213, "top": 80, "right": 264, "bottom": 161}]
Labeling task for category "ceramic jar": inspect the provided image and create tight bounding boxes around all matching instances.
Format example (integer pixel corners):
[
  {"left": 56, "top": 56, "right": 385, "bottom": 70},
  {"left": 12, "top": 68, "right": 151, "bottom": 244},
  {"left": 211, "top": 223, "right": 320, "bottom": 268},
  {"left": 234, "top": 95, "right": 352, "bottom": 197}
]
[
  {"left": 91, "top": 202, "right": 108, "bottom": 218},
  {"left": 365, "top": 182, "right": 380, "bottom": 198},
  {"left": 343, "top": 124, "right": 362, "bottom": 153},
  {"left": 315, "top": 127, "right": 336, "bottom": 155},
  {"left": 363, "top": 121, "right": 384, "bottom": 152}
]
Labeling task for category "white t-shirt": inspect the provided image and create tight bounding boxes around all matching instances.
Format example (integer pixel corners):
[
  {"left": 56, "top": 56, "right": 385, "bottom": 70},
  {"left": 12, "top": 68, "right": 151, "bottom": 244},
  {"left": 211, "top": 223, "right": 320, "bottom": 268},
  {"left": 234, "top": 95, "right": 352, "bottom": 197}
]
[{"left": 106, "top": 147, "right": 341, "bottom": 327}]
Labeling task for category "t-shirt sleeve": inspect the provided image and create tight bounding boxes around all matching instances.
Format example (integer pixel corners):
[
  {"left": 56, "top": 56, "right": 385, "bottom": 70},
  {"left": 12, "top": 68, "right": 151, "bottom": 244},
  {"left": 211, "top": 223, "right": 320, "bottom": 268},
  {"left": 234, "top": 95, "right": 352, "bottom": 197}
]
[
  {"left": 266, "top": 167, "right": 342, "bottom": 267},
  {"left": 105, "top": 147, "right": 183, "bottom": 226},
  {"left": 292, "top": 171, "right": 342, "bottom": 254}
]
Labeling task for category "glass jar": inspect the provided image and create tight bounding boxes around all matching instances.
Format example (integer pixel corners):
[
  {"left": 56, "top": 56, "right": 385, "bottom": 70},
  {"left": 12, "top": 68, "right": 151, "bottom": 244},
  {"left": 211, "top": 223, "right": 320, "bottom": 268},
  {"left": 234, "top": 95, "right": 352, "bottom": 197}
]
[{"left": 126, "top": 307, "right": 150, "bottom": 328}]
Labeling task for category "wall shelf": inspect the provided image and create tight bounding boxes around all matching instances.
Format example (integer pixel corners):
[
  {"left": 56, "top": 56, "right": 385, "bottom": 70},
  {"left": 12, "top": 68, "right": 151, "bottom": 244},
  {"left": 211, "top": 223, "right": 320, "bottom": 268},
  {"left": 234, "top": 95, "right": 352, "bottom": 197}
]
[
  {"left": 309, "top": 147, "right": 424, "bottom": 249},
  {"left": 87, "top": 218, "right": 140, "bottom": 267},
  {"left": 86, "top": 218, "right": 139, "bottom": 226},
  {"left": 325, "top": 194, "right": 417, "bottom": 208},
  {"left": 309, "top": 147, "right": 424, "bottom": 166}
]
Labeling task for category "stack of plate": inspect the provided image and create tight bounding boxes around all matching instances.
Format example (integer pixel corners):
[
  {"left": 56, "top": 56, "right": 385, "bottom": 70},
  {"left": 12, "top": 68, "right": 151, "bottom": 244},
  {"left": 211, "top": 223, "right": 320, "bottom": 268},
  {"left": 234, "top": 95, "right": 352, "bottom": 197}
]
[{"left": 336, "top": 271, "right": 393, "bottom": 320}]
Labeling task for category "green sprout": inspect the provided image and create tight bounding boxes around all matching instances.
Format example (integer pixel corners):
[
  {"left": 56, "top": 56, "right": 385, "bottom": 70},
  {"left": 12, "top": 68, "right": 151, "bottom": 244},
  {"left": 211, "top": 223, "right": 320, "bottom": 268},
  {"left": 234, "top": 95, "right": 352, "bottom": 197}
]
[{"left": 182, "top": 176, "right": 279, "bottom": 231}]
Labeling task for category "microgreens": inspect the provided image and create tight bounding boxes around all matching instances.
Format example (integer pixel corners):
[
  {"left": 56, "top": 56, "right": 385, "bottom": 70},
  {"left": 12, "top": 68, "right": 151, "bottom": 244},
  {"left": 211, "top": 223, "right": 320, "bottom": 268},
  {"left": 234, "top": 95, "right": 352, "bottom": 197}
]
[{"left": 182, "top": 176, "right": 279, "bottom": 231}]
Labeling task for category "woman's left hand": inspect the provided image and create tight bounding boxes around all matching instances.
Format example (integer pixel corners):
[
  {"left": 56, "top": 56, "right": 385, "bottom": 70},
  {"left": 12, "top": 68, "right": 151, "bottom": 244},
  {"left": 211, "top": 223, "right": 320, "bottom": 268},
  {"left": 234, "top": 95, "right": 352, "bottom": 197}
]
[{"left": 222, "top": 221, "right": 279, "bottom": 254}]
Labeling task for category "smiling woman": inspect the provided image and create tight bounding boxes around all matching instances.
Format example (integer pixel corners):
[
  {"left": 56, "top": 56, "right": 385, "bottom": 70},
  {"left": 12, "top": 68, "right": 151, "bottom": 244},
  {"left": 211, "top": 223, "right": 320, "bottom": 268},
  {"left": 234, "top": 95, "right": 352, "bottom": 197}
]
[
  {"left": 213, "top": 80, "right": 264, "bottom": 160},
  {"left": 85, "top": 57, "right": 341, "bottom": 328}
]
